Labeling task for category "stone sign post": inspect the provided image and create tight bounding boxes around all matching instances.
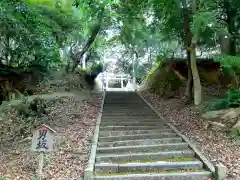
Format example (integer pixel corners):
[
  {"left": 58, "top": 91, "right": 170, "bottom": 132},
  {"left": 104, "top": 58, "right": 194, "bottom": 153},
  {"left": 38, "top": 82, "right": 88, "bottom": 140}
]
[{"left": 31, "top": 124, "right": 56, "bottom": 179}]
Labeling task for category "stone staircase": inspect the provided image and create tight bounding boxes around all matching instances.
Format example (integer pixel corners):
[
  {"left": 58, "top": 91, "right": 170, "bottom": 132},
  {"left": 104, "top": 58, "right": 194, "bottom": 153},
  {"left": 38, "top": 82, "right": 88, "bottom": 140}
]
[{"left": 92, "top": 92, "right": 213, "bottom": 180}]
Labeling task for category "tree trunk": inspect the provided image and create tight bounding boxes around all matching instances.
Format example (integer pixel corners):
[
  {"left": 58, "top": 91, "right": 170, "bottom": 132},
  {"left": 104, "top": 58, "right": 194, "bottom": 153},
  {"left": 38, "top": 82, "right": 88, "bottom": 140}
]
[
  {"left": 189, "top": 0, "right": 202, "bottom": 105},
  {"left": 71, "top": 7, "right": 104, "bottom": 71},
  {"left": 186, "top": 50, "right": 193, "bottom": 103},
  {"left": 182, "top": 2, "right": 193, "bottom": 103},
  {"left": 190, "top": 38, "right": 202, "bottom": 105},
  {"left": 224, "top": 0, "right": 237, "bottom": 56},
  {"left": 229, "top": 36, "right": 236, "bottom": 56},
  {"left": 71, "top": 23, "right": 101, "bottom": 71}
]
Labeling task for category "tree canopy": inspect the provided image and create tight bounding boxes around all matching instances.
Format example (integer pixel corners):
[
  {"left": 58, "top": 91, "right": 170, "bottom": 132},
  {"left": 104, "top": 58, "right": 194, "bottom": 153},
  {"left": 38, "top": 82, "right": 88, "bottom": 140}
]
[{"left": 0, "top": 0, "right": 240, "bottom": 104}]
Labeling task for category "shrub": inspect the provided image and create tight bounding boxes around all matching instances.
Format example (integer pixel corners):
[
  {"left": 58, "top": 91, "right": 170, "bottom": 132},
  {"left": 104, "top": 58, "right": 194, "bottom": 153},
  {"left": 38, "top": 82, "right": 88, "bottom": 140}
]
[
  {"left": 214, "top": 55, "right": 240, "bottom": 88},
  {"left": 0, "top": 97, "right": 48, "bottom": 138},
  {"left": 146, "top": 64, "right": 183, "bottom": 98},
  {"left": 208, "top": 89, "right": 240, "bottom": 110}
]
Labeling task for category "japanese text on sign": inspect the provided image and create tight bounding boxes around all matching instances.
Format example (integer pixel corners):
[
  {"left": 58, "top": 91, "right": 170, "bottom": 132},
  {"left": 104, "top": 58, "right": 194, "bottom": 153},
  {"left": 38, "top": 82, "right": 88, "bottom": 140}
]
[{"left": 31, "top": 124, "right": 55, "bottom": 152}]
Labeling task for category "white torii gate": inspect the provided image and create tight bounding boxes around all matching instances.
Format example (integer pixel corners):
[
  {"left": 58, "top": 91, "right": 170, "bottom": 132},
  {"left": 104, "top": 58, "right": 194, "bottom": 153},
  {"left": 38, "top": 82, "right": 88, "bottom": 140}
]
[{"left": 99, "top": 73, "right": 136, "bottom": 92}]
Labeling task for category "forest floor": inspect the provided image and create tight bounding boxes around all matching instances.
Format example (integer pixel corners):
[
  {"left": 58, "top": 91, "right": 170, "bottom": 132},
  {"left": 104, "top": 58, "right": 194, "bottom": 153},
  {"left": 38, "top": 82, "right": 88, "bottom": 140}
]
[
  {"left": 142, "top": 86, "right": 240, "bottom": 180},
  {"left": 0, "top": 91, "right": 103, "bottom": 180}
]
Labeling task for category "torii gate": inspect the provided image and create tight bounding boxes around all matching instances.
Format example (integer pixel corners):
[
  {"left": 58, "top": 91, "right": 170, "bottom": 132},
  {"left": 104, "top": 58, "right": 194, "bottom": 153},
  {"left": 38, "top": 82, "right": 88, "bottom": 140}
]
[{"left": 99, "top": 73, "right": 137, "bottom": 92}]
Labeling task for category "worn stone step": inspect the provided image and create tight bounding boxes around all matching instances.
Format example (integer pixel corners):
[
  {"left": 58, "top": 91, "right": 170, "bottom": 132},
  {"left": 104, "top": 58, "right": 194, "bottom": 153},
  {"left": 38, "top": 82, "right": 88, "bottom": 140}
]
[
  {"left": 104, "top": 104, "right": 146, "bottom": 106},
  {"left": 103, "top": 105, "right": 149, "bottom": 107},
  {"left": 96, "top": 150, "right": 195, "bottom": 163},
  {"left": 103, "top": 107, "right": 152, "bottom": 110},
  {"left": 102, "top": 114, "right": 159, "bottom": 120},
  {"left": 102, "top": 108, "right": 153, "bottom": 111},
  {"left": 94, "top": 171, "right": 212, "bottom": 180},
  {"left": 100, "top": 121, "right": 164, "bottom": 126},
  {"left": 103, "top": 108, "right": 150, "bottom": 110},
  {"left": 101, "top": 117, "right": 159, "bottom": 120},
  {"left": 100, "top": 122, "right": 166, "bottom": 126},
  {"left": 99, "top": 133, "right": 177, "bottom": 142},
  {"left": 102, "top": 112, "right": 154, "bottom": 114},
  {"left": 102, "top": 116, "right": 159, "bottom": 119},
  {"left": 100, "top": 125, "right": 170, "bottom": 131},
  {"left": 98, "top": 137, "right": 183, "bottom": 147},
  {"left": 102, "top": 112, "right": 156, "bottom": 115},
  {"left": 97, "top": 143, "right": 189, "bottom": 154},
  {"left": 99, "top": 129, "right": 173, "bottom": 137},
  {"left": 84, "top": 92, "right": 214, "bottom": 180},
  {"left": 95, "top": 160, "right": 203, "bottom": 173},
  {"left": 100, "top": 120, "right": 160, "bottom": 124}
]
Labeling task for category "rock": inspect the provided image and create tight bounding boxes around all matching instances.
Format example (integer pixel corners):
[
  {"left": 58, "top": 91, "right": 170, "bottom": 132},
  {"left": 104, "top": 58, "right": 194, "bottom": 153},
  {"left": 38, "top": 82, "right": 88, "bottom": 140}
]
[
  {"left": 215, "top": 163, "right": 228, "bottom": 180},
  {"left": 221, "top": 110, "right": 238, "bottom": 122},
  {"left": 208, "top": 121, "right": 226, "bottom": 128},
  {"left": 233, "top": 120, "right": 240, "bottom": 129},
  {"left": 236, "top": 139, "right": 240, "bottom": 145},
  {"left": 230, "top": 120, "right": 240, "bottom": 136},
  {"left": 202, "top": 110, "right": 226, "bottom": 121},
  {"left": 202, "top": 108, "right": 240, "bottom": 128}
]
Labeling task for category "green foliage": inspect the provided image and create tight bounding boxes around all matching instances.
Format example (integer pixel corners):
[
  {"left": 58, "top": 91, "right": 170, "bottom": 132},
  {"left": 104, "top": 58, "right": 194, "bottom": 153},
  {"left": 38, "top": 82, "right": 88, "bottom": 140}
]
[
  {"left": 208, "top": 89, "right": 240, "bottom": 110},
  {"left": 88, "top": 62, "right": 103, "bottom": 75},
  {"left": 12, "top": 97, "right": 47, "bottom": 117},
  {"left": 214, "top": 55, "right": 240, "bottom": 87},
  {"left": 0, "top": 0, "right": 79, "bottom": 72},
  {"left": 214, "top": 55, "right": 240, "bottom": 72},
  {"left": 147, "top": 64, "right": 183, "bottom": 98},
  {"left": 0, "top": 97, "right": 48, "bottom": 138}
]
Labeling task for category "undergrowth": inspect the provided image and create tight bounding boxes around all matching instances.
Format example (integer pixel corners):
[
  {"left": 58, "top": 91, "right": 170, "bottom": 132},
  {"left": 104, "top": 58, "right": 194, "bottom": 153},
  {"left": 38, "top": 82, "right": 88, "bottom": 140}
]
[
  {"left": 0, "top": 97, "right": 49, "bottom": 139},
  {"left": 146, "top": 65, "right": 183, "bottom": 98},
  {"left": 207, "top": 89, "right": 240, "bottom": 110}
]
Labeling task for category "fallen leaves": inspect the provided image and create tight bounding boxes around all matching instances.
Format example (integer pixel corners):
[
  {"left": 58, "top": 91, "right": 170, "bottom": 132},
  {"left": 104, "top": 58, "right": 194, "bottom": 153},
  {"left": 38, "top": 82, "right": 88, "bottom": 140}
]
[
  {"left": 0, "top": 92, "right": 103, "bottom": 180},
  {"left": 142, "top": 90, "right": 240, "bottom": 180}
]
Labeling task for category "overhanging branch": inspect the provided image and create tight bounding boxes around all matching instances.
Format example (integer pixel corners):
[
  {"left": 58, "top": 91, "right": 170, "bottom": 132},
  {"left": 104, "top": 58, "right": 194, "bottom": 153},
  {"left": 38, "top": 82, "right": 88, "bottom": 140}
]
[{"left": 71, "top": 9, "right": 104, "bottom": 71}]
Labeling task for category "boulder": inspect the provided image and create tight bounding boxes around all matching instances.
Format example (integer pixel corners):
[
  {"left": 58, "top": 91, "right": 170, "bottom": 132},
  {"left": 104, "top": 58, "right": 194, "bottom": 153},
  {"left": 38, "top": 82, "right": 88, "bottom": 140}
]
[
  {"left": 202, "top": 110, "right": 227, "bottom": 121},
  {"left": 230, "top": 120, "right": 240, "bottom": 136},
  {"left": 202, "top": 108, "right": 240, "bottom": 123},
  {"left": 221, "top": 110, "right": 239, "bottom": 125},
  {"left": 202, "top": 108, "right": 240, "bottom": 131},
  {"left": 233, "top": 120, "right": 240, "bottom": 129}
]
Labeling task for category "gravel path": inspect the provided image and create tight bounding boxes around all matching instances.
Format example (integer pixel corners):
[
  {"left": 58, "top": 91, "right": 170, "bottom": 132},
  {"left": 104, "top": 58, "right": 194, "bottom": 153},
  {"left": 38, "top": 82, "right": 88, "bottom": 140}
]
[
  {"left": 0, "top": 93, "right": 103, "bottom": 180},
  {"left": 141, "top": 91, "right": 240, "bottom": 180}
]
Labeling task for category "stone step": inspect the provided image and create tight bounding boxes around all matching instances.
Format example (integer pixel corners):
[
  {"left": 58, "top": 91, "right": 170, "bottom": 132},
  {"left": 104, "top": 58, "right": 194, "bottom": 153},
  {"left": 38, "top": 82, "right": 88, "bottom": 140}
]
[
  {"left": 104, "top": 105, "right": 146, "bottom": 107},
  {"left": 97, "top": 143, "right": 189, "bottom": 154},
  {"left": 100, "top": 125, "right": 170, "bottom": 131},
  {"left": 100, "top": 121, "right": 164, "bottom": 125},
  {"left": 96, "top": 150, "right": 195, "bottom": 163},
  {"left": 94, "top": 171, "right": 212, "bottom": 180},
  {"left": 100, "top": 120, "right": 161, "bottom": 123},
  {"left": 103, "top": 107, "right": 152, "bottom": 110},
  {"left": 102, "top": 112, "right": 156, "bottom": 115},
  {"left": 104, "top": 104, "right": 146, "bottom": 106},
  {"left": 100, "top": 122, "right": 166, "bottom": 126},
  {"left": 95, "top": 160, "right": 203, "bottom": 173},
  {"left": 98, "top": 137, "right": 183, "bottom": 147},
  {"left": 84, "top": 92, "right": 213, "bottom": 180},
  {"left": 101, "top": 117, "right": 159, "bottom": 121},
  {"left": 103, "top": 107, "right": 153, "bottom": 113},
  {"left": 102, "top": 113, "right": 155, "bottom": 115},
  {"left": 99, "top": 129, "right": 174, "bottom": 137},
  {"left": 102, "top": 108, "right": 152, "bottom": 111},
  {"left": 102, "top": 115, "right": 158, "bottom": 118},
  {"left": 99, "top": 133, "right": 178, "bottom": 142}
]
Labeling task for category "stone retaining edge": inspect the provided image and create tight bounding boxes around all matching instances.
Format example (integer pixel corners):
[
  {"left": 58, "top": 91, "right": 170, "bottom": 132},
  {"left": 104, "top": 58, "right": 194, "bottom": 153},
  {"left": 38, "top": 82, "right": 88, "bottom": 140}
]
[
  {"left": 84, "top": 91, "right": 106, "bottom": 180},
  {"left": 137, "top": 92, "right": 216, "bottom": 176}
]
